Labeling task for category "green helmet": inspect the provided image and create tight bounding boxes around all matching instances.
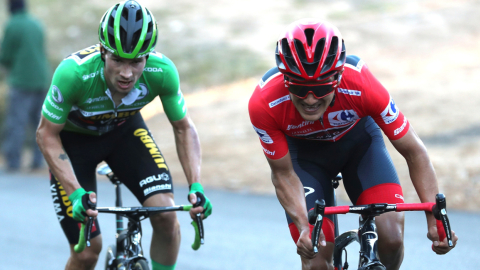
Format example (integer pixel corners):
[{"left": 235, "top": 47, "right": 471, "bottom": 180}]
[{"left": 98, "top": 0, "right": 157, "bottom": 59}]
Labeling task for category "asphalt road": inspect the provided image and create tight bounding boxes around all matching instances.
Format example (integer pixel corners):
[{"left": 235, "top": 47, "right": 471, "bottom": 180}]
[{"left": 1, "top": 171, "right": 477, "bottom": 269}]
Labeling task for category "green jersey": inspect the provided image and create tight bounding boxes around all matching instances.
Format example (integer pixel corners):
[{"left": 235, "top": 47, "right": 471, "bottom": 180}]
[{"left": 42, "top": 45, "right": 186, "bottom": 136}]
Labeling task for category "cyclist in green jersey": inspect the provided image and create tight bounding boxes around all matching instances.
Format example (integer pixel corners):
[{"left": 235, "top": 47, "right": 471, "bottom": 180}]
[{"left": 36, "top": 1, "right": 212, "bottom": 270}]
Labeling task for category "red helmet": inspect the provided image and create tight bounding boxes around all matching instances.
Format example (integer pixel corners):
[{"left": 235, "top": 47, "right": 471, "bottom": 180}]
[{"left": 275, "top": 19, "right": 346, "bottom": 83}]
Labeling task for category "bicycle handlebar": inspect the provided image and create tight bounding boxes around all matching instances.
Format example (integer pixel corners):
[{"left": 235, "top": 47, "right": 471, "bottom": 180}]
[
  {"left": 307, "top": 193, "right": 453, "bottom": 253},
  {"left": 74, "top": 204, "right": 204, "bottom": 253}
]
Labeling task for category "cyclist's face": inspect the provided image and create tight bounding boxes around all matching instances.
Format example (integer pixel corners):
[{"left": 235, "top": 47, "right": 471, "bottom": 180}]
[
  {"left": 103, "top": 50, "right": 146, "bottom": 94},
  {"left": 288, "top": 76, "right": 337, "bottom": 121}
]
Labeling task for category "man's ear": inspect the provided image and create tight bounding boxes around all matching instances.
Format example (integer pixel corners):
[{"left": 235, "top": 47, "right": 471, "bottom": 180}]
[{"left": 99, "top": 45, "right": 106, "bottom": 62}]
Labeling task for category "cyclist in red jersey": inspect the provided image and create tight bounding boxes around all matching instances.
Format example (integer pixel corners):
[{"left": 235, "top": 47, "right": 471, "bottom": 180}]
[{"left": 248, "top": 19, "right": 457, "bottom": 270}]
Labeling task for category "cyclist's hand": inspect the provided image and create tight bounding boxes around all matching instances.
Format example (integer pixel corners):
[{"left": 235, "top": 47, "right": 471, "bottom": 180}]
[
  {"left": 426, "top": 214, "right": 458, "bottom": 254},
  {"left": 188, "top": 182, "right": 212, "bottom": 219},
  {"left": 69, "top": 188, "right": 98, "bottom": 223},
  {"left": 296, "top": 227, "right": 325, "bottom": 259}
]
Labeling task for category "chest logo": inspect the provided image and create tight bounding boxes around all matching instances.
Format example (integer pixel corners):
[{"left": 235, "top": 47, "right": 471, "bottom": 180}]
[
  {"left": 287, "top": 121, "right": 314, "bottom": 130},
  {"left": 328, "top": 110, "right": 359, "bottom": 126}
]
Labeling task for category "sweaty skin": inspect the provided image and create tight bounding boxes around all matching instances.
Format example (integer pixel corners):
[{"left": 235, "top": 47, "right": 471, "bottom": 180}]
[{"left": 102, "top": 49, "right": 146, "bottom": 103}]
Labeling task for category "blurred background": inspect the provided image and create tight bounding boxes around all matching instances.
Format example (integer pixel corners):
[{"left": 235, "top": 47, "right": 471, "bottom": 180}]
[{"left": 1, "top": 0, "right": 480, "bottom": 211}]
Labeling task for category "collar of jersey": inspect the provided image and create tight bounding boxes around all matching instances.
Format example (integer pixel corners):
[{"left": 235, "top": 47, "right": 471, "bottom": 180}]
[{"left": 105, "top": 87, "right": 142, "bottom": 106}]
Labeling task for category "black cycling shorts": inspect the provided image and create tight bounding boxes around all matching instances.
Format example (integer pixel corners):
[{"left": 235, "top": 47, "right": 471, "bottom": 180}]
[
  {"left": 49, "top": 113, "right": 173, "bottom": 244},
  {"left": 286, "top": 117, "right": 404, "bottom": 243}
]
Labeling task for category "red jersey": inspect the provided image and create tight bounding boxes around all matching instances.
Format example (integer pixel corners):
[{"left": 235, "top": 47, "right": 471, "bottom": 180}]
[{"left": 248, "top": 55, "right": 410, "bottom": 160}]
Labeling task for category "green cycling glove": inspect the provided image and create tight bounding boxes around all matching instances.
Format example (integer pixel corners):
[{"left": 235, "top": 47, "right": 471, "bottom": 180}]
[
  {"left": 68, "top": 188, "right": 94, "bottom": 223},
  {"left": 188, "top": 183, "right": 212, "bottom": 218}
]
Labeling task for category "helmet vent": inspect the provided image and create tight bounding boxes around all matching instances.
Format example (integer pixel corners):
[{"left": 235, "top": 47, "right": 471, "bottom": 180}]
[
  {"left": 304, "top": 28, "right": 314, "bottom": 47},
  {"left": 275, "top": 43, "right": 285, "bottom": 69},
  {"left": 294, "top": 39, "right": 307, "bottom": 63},
  {"left": 313, "top": 38, "right": 325, "bottom": 63},
  {"left": 321, "top": 36, "right": 338, "bottom": 74},
  {"left": 281, "top": 38, "right": 301, "bottom": 75},
  {"left": 295, "top": 39, "right": 318, "bottom": 76},
  {"left": 107, "top": 9, "right": 117, "bottom": 50},
  {"left": 335, "top": 40, "right": 346, "bottom": 68},
  {"left": 136, "top": 9, "right": 142, "bottom": 21}
]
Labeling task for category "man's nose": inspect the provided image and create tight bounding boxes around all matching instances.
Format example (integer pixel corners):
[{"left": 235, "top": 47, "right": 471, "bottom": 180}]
[
  {"left": 303, "top": 93, "right": 319, "bottom": 105},
  {"left": 119, "top": 64, "right": 133, "bottom": 78}
]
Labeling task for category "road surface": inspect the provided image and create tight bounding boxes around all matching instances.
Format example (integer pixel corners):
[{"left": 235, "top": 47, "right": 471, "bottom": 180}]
[{"left": 0, "top": 171, "right": 476, "bottom": 269}]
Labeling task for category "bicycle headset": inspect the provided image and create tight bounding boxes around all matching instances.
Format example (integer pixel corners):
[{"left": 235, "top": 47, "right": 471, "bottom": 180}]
[
  {"left": 98, "top": 0, "right": 158, "bottom": 59},
  {"left": 276, "top": 19, "right": 347, "bottom": 98}
]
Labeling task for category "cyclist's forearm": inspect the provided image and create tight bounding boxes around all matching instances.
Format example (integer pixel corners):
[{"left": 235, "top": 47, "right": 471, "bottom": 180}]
[
  {"left": 173, "top": 117, "right": 202, "bottom": 185},
  {"left": 37, "top": 132, "right": 80, "bottom": 195},
  {"left": 391, "top": 128, "right": 439, "bottom": 203},
  {"left": 272, "top": 172, "right": 310, "bottom": 232},
  {"left": 406, "top": 152, "right": 439, "bottom": 203}
]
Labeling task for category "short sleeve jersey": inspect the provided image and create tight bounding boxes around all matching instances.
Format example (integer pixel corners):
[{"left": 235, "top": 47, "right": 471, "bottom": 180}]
[
  {"left": 248, "top": 55, "right": 410, "bottom": 160},
  {"left": 42, "top": 44, "right": 187, "bottom": 136}
]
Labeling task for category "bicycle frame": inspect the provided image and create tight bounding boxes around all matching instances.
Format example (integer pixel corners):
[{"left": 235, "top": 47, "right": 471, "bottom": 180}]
[{"left": 333, "top": 214, "right": 384, "bottom": 270}]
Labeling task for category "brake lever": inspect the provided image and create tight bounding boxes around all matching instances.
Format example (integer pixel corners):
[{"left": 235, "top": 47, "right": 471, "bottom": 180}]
[
  {"left": 85, "top": 200, "right": 96, "bottom": 247},
  {"left": 433, "top": 193, "right": 453, "bottom": 247},
  {"left": 308, "top": 199, "right": 326, "bottom": 254}
]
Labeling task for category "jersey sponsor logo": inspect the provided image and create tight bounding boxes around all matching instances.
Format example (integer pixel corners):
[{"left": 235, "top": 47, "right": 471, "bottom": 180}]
[
  {"left": 395, "top": 194, "right": 405, "bottom": 202},
  {"left": 381, "top": 97, "right": 399, "bottom": 124},
  {"left": 262, "top": 146, "right": 275, "bottom": 156},
  {"left": 144, "top": 184, "right": 172, "bottom": 196},
  {"left": 253, "top": 125, "right": 274, "bottom": 144},
  {"left": 304, "top": 187, "right": 315, "bottom": 197},
  {"left": 269, "top": 95, "right": 290, "bottom": 108},
  {"left": 51, "top": 86, "right": 64, "bottom": 103},
  {"left": 328, "top": 110, "right": 359, "bottom": 126},
  {"left": 82, "top": 70, "right": 101, "bottom": 81},
  {"left": 85, "top": 96, "right": 109, "bottom": 104},
  {"left": 134, "top": 128, "right": 169, "bottom": 170},
  {"left": 337, "top": 88, "right": 361, "bottom": 96},
  {"left": 150, "top": 51, "right": 164, "bottom": 59},
  {"left": 291, "top": 128, "right": 313, "bottom": 135},
  {"left": 394, "top": 117, "right": 408, "bottom": 136},
  {"left": 86, "top": 110, "right": 139, "bottom": 121},
  {"left": 287, "top": 121, "right": 314, "bottom": 130},
  {"left": 47, "top": 97, "right": 64, "bottom": 111},
  {"left": 259, "top": 68, "right": 281, "bottom": 88},
  {"left": 51, "top": 180, "right": 73, "bottom": 223},
  {"left": 68, "top": 45, "right": 101, "bottom": 64},
  {"left": 143, "top": 67, "right": 163, "bottom": 72},
  {"left": 43, "top": 104, "right": 62, "bottom": 120},
  {"left": 345, "top": 58, "right": 365, "bottom": 72},
  {"left": 139, "top": 173, "right": 170, "bottom": 187}
]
